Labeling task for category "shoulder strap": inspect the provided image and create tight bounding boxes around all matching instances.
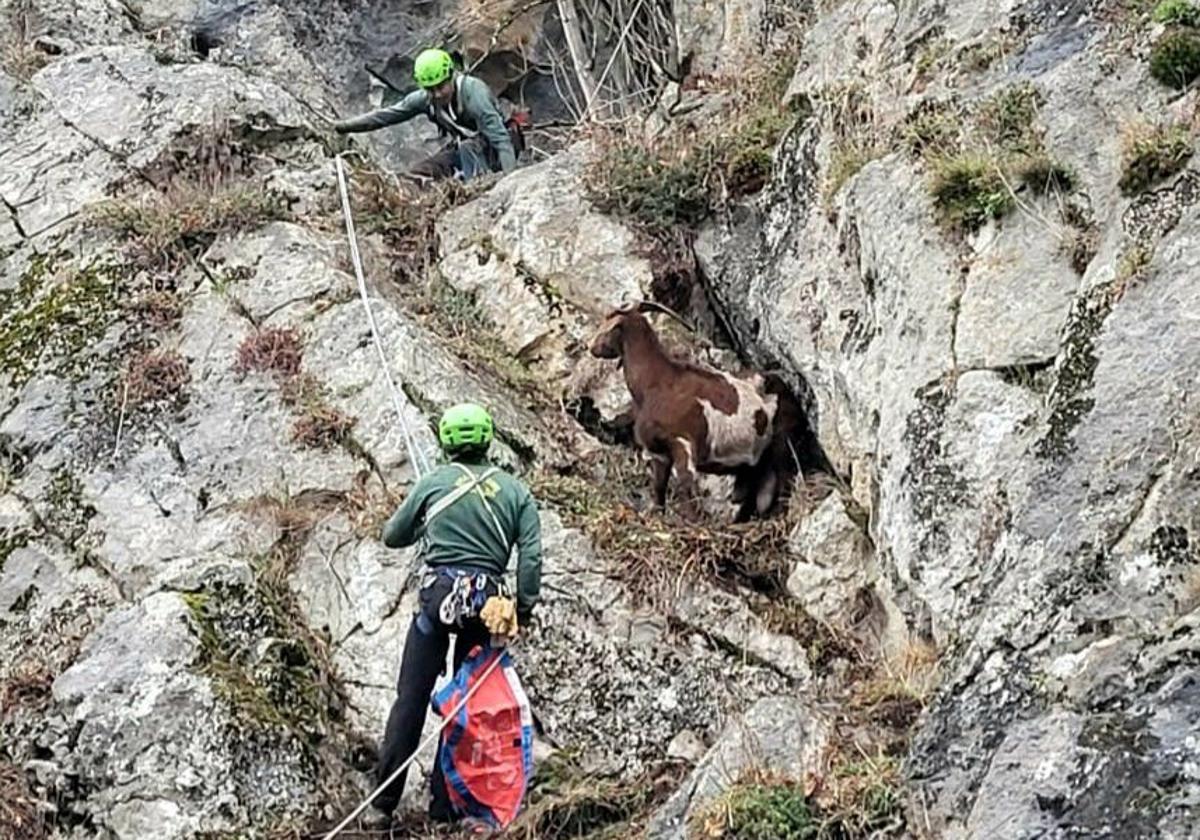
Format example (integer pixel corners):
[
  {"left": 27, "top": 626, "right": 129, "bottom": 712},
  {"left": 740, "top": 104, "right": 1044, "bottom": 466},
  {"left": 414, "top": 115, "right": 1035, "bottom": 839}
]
[
  {"left": 424, "top": 464, "right": 509, "bottom": 547},
  {"left": 425, "top": 75, "right": 477, "bottom": 140}
]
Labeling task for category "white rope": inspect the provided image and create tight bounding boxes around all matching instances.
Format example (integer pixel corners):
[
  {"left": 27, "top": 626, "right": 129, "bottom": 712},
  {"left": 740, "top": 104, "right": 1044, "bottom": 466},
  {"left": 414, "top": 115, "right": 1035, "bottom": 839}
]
[
  {"left": 334, "top": 155, "right": 432, "bottom": 478},
  {"left": 320, "top": 649, "right": 508, "bottom": 840}
]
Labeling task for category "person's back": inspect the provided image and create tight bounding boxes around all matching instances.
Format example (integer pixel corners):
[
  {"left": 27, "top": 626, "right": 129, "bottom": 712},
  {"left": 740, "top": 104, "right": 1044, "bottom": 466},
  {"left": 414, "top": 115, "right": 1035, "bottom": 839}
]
[{"left": 383, "top": 450, "right": 541, "bottom": 615}]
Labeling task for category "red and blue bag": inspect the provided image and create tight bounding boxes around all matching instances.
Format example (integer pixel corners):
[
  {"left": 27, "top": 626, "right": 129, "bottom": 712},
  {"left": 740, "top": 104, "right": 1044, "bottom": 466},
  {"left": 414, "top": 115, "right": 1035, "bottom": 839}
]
[{"left": 431, "top": 645, "right": 535, "bottom": 829}]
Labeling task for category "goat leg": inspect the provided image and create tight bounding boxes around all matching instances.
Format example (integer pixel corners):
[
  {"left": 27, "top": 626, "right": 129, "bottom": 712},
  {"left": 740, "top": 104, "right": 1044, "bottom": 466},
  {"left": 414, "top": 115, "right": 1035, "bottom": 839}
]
[
  {"left": 650, "top": 455, "right": 671, "bottom": 510},
  {"left": 667, "top": 438, "right": 701, "bottom": 521},
  {"left": 732, "top": 466, "right": 756, "bottom": 523}
]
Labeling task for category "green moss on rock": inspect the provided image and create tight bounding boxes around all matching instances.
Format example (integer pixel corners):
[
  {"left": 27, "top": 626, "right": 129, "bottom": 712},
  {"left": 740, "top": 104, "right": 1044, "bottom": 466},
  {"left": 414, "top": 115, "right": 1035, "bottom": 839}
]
[
  {"left": 183, "top": 575, "right": 339, "bottom": 740},
  {"left": 0, "top": 255, "right": 123, "bottom": 388}
]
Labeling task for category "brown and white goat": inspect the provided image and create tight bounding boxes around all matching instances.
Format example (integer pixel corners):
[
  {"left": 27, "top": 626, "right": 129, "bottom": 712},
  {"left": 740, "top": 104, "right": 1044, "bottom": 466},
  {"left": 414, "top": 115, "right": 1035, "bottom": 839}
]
[{"left": 589, "top": 301, "right": 797, "bottom": 521}]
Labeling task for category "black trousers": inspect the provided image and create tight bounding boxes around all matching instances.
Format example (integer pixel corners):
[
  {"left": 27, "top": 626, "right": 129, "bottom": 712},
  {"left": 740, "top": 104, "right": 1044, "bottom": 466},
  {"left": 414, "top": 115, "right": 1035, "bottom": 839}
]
[{"left": 374, "top": 573, "right": 493, "bottom": 816}]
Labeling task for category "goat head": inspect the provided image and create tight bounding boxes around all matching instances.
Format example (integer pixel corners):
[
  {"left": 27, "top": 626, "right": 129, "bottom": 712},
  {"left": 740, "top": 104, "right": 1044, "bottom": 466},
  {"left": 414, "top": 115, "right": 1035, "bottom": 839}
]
[{"left": 589, "top": 311, "right": 627, "bottom": 359}]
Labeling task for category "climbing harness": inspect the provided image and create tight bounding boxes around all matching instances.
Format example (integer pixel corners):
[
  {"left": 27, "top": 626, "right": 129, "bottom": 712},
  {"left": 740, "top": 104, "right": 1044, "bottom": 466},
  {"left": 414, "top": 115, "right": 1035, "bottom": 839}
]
[
  {"left": 319, "top": 648, "right": 508, "bottom": 840},
  {"left": 333, "top": 155, "right": 432, "bottom": 478}
]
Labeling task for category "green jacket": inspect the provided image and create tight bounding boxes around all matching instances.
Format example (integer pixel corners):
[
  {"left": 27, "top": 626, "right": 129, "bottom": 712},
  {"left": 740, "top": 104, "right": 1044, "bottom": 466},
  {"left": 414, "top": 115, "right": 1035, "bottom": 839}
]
[
  {"left": 382, "top": 457, "right": 542, "bottom": 612},
  {"left": 338, "top": 73, "right": 517, "bottom": 172}
]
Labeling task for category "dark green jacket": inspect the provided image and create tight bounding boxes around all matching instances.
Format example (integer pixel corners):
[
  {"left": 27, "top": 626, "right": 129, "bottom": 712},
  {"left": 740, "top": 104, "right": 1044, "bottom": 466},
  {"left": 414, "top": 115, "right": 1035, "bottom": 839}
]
[
  {"left": 338, "top": 73, "right": 517, "bottom": 172},
  {"left": 382, "top": 457, "right": 541, "bottom": 612}
]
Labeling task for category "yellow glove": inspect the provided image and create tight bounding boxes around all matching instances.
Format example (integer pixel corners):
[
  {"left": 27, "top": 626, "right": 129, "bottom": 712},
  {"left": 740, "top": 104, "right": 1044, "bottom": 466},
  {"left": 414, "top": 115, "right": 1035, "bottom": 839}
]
[{"left": 481, "top": 595, "right": 519, "bottom": 638}]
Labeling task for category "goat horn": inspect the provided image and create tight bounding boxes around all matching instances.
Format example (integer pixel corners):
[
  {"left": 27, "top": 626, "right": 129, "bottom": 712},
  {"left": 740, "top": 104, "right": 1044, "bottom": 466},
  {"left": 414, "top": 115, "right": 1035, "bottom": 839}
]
[{"left": 636, "top": 299, "right": 696, "bottom": 332}]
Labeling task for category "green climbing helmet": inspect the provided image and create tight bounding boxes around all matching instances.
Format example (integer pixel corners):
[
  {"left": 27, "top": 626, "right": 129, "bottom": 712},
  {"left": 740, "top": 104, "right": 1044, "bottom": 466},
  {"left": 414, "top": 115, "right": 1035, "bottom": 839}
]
[
  {"left": 438, "top": 402, "right": 494, "bottom": 451},
  {"left": 413, "top": 48, "right": 454, "bottom": 89}
]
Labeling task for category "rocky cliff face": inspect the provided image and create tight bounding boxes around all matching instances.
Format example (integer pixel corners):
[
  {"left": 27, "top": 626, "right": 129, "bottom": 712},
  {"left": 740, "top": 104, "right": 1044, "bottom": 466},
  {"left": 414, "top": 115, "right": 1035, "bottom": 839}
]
[{"left": 2, "top": 1, "right": 1198, "bottom": 839}]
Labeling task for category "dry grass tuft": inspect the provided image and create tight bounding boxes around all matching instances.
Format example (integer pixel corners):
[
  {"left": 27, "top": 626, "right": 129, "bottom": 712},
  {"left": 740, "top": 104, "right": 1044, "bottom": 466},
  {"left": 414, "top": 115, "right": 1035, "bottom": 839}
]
[
  {"left": 94, "top": 177, "right": 286, "bottom": 271},
  {"left": 241, "top": 489, "right": 344, "bottom": 541},
  {"left": 820, "top": 84, "right": 888, "bottom": 210},
  {"left": 234, "top": 326, "right": 304, "bottom": 379},
  {"left": 1118, "top": 120, "right": 1194, "bottom": 195},
  {"left": 92, "top": 122, "right": 288, "bottom": 270},
  {"left": 0, "top": 4, "right": 51, "bottom": 82},
  {"left": 0, "top": 762, "right": 46, "bottom": 840},
  {"left": 291, "top": 403, "right": 356, "bottom": 450},
  {"left": 0, "top": 661, "right": 54, "bottom": 718},
  {"left": 850, "top": 640, "right": 940, "bottom": 730},
  {"left": 342, "top": 474, "right": 401, "bottom": 539},
  {"left": 129, "top": 289, "right": 185, "bottom": 331},
  {"left": 580, "top": 501, "right": 797, "bottom": 608},
  {"left": 584, "top": 51, "right": 800, "bottom": 235},
  {"left": 509, "top": 754, "right": 686, "bottom": 840},
  {"left": 349, "top": 166, "right": 487, "bottom": 285},
  {"left": 121, "top": 348, "right": 191, "bottom": 407}
]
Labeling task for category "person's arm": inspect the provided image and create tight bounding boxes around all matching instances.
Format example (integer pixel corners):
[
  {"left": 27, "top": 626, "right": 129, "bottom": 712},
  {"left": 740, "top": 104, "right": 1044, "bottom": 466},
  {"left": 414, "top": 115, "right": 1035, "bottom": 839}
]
[
  {"left": 381, "top": 480, "right": 432, "bottom": 548},
  {"left": 514, "top": 489, "right": 542, "bottom": 618},
  {"left": 335, "top": 88, "right": 430, "bottom": 134},
  {"left": 462, "top": 79, "right": 517, "bottom": 171}
]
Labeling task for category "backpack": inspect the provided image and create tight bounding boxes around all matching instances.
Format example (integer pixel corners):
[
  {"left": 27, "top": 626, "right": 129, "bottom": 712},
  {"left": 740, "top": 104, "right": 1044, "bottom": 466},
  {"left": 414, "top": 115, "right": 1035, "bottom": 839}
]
[{"left": 431, "top": 644, "right": 535, "bottom": 828}]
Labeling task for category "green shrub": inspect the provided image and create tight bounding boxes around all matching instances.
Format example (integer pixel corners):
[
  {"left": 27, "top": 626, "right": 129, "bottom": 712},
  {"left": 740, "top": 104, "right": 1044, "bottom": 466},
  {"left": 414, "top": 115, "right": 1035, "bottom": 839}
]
[
  {"left": 1118, "top": 123, "right": 1194, "bottom": 194},
  {"left": 587, "top": 142, "right": 709, "bottom": 230},
  {"left": 1149, "top": 30, "right": 1200, "bottom": 88},
  {"left": 930, "top": 154, "right": 1016, "bottom": 230},
  {"left": 1154, "top": 0, "right": 1200, "bottom": 26},
  {"left": 585, "top": 53, "right": 800, "bottom": 234},
  {"left": 708, "top": 782, "right": 817, "bottom": 840}
]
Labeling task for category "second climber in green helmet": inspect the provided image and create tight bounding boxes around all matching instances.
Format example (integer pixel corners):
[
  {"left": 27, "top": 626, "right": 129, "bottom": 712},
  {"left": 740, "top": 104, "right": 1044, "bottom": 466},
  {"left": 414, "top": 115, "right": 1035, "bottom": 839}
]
[
  {"left": 334, "top": 47, "right": 524, "bottom": 182},
  {"left": 363, "top": 402, "right": 542, "bottom": 829}
]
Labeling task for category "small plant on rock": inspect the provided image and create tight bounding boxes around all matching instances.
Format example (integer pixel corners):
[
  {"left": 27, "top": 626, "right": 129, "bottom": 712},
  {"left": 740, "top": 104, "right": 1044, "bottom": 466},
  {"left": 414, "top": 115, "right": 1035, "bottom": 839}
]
[
  {"left": 1153, "top": 0, "right": 1200, "bottom": 26},
  {"left": 121, "top": 349, "right": 191, "bottom": 407},
  {"left": 820, "top": 84, "right": 887, "bottom": 208},
  {"left": 930, "top": 154, "right": 1015, "bottom": 231},
  {"left": 976, "top": 82, "right": 1043, "bottom": 155},
  {"left": 291, "top": 403, "right": 356, "bottom": 450},
  {"left": 234, "top": 326, "right": 303, "bottom": 379},
  {"left": 129, "top": 289, "right": 185, "bottom": 331},
  {"left": 1149, "top": 29, "right": 1200, "bottom": 88},
  {"left": 0, "top": 5, "right": 50, "bottom": 82},
  {"left": 0, "top": 762, "right": 45, "bottom": 840},
  {"left": 1118, "top": 121, "right": 1194, "bottom": 194},
  {"left": 698, "top": 777, "right": 816, "bottom": 840},
  {"left": 901, "top": 101, "right": 961, "bottom": 158}
]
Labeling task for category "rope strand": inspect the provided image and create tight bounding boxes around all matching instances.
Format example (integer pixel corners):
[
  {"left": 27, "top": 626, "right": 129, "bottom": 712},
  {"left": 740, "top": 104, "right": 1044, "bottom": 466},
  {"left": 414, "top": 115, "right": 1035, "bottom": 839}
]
[{"left": 334, "top": 155, "right": 432, "bottom": 478}]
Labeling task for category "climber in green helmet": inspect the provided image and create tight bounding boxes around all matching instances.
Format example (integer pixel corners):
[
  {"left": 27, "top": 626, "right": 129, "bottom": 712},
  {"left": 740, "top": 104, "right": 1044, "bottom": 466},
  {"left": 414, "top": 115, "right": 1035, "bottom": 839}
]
[
  {"left": 334, "top": 47, "right": 525, "bottom": 182},
  {"left": 363, "top": 402, "right": 542, "bottom": 829}
]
